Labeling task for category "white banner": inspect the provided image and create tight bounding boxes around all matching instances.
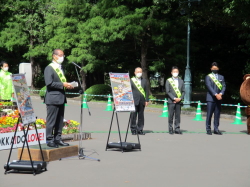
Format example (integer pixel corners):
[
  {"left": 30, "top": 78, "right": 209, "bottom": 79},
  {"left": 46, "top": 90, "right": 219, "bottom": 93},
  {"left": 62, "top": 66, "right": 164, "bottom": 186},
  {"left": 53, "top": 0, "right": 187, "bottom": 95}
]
[{"left": 0, "top": 129, "right": 46, "bottom": 150}]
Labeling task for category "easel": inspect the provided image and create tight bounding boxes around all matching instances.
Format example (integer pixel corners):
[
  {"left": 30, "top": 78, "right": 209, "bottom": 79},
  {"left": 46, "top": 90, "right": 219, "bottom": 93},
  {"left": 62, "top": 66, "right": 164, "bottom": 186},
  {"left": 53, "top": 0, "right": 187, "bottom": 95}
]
[
  {"left": 4, "top": 116, "right": 47, "bottom": 176},
  {"left": 105, "top": 105, "right": 141, "bottom": 152}
]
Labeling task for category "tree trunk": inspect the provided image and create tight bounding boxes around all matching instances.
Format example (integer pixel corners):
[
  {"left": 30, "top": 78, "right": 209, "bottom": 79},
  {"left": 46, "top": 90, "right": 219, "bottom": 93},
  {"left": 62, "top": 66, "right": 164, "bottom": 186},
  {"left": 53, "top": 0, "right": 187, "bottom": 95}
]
[
  {"left": 30, "top": 36, "right": 35, "bottom": 89},
  {"left": 81, "top": 62, "right": 87, "bottom": 91},
  {"left": 140, "top": 36, "right": 152, "bottom": 95}
]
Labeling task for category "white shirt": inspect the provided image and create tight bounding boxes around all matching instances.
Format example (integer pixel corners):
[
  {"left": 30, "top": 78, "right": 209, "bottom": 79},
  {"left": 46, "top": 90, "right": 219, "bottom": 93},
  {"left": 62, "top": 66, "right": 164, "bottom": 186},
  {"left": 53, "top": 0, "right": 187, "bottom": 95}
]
[
  {"left": 52, "top": 60, "right": 62, "bottom": 70},
  {"left": 136, "top": 77, "right": 142, "bottom": 85},
  {"left": 172, "top": 77, "right": 179, "bottom": 88},
  {"left": 212, "top": 72, "right": 218, "bottom": 80}
]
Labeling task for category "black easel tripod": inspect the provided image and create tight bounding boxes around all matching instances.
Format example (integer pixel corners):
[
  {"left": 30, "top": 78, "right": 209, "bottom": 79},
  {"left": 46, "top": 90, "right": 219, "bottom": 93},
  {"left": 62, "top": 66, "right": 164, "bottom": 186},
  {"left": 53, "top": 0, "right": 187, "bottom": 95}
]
[
  {"left": 4, "top": 116, "right": 47, "bottom": 175},
  {"left": 105, "top": 105, "right": 141, "bottom": 152},
  {"left": 70, "top": 62, "right": 100, "bottom": 161}
]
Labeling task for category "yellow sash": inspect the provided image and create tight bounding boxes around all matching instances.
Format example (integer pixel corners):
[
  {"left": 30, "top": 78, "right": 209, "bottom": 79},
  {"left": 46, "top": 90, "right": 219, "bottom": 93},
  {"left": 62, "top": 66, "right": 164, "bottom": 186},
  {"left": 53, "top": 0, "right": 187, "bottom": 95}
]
[
  {"left": 49, "top": 63, "right": 67, "bottom": 83},
  {"left": 167, "top": 78, "right": 181, "bottom": 98},
  {"left": 208, "top": 74, "right": 222, "bottom": 90},
  {"left": 131, "top": 77, "right": 145, "bottom": 98}
]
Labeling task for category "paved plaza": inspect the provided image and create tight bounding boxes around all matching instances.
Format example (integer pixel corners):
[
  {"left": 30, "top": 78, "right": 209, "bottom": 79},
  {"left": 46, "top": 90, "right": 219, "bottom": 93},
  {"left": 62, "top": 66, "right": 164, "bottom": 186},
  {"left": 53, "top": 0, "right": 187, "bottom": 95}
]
[{"left": 1, "top": 97, "right": 249, "bottom": 187}]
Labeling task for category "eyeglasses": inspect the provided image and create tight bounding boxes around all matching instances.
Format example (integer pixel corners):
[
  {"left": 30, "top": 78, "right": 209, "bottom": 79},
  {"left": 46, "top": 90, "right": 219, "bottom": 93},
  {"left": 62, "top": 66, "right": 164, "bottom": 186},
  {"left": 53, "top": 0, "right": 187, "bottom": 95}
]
[{"left": 55, "top": 54, "right": 65, "bottom": 57}]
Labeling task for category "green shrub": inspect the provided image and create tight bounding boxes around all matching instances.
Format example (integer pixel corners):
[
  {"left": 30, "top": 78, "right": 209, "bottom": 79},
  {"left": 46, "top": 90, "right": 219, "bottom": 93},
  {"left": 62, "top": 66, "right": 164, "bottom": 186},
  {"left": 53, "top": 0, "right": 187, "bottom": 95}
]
[
  {"left": 85, "top": 84, "right": 111, "bottom": 101},
  {"left": 39, "top": 86, "right": 46, "bottom": 97}
]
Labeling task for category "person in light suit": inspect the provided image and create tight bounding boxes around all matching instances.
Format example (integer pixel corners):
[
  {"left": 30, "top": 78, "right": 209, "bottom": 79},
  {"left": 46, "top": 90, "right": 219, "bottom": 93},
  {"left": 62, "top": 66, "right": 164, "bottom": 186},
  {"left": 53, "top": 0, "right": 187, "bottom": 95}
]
[
  {"left": 205, "top": 62, "right": 226, "bottom": 135},
  {"left": 165, "top": 66, "right": 185, "bottom": 135}
]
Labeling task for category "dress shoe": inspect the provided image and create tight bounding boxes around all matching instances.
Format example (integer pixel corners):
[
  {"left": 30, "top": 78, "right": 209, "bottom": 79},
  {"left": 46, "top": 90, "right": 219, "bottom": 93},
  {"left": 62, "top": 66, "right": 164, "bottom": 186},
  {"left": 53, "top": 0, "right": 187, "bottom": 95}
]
[
  {"left": 206, "top": 131, "right": 212, "bottom": 135},
  {"left": 132, "top": 131, "right": 137, "bottom": 135},
  {"left": 138, "top": 130, "right": 145, "bottom": 135},
  {"left": 47, "top": 142, "right": 58, "bottom": 148},
  {"left": 175, "top": 130, "right": 182, "bottom": 134},
  {"left": 214, "top": 130, "right": 222, "bottom": 135},
  {"left": 55, "top": 140, "right": 69, "bottom": 146}
]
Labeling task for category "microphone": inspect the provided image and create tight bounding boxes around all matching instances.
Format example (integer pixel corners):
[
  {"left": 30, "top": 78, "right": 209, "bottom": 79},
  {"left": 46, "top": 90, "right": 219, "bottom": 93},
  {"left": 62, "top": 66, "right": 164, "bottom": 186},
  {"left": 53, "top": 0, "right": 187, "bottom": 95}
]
[{"left": 71, "top": 62, "right": 82, "bottom": 69}]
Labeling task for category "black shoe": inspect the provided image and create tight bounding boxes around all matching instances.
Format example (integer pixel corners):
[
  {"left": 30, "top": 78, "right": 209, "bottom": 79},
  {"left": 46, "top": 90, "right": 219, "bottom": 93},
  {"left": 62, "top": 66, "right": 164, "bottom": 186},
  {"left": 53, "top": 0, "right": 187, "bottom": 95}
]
[
  {"left": 169, "top": 130, "right": 174, "bottom": 135},
  {"left": 47, "top": 142, "right": 59, "bottom": 148},
  {"left": 214, "top": 130, "right": 222, "bottom": 135},
  {"left": 138, "top": 130, "right": 145, "bottom": 135},
  {"left": 207, "top": 131, "right": 212, "bottom": 135},
  {"left": 55, "top": 140, "right": 69, "bottom": 146},
  {"left": 132, "top": 131, "right": 137, "bottom": 135},
  {"left": 169, "top": 128, "right": 174, "bottom": 135},
  {"left": 175, "top": 130, "right": 182, "bottom": 134}
]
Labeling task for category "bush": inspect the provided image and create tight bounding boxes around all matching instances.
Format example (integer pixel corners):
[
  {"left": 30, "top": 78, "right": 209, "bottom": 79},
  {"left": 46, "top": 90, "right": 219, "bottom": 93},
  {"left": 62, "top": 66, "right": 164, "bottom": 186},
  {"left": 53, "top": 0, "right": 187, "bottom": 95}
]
[
  {"left": 85, "top": 84, "right": 112, "bottom": 101},
  {"left": 39, "top": 86, "right": 46, "bottom": 97}
]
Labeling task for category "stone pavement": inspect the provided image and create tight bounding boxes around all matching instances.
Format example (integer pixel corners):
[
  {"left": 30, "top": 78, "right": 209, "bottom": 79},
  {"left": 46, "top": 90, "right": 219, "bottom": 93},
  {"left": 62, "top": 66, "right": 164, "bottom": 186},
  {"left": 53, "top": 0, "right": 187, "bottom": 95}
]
[{"left": 0, "top": 98, "right": 249, "bottom": 187}]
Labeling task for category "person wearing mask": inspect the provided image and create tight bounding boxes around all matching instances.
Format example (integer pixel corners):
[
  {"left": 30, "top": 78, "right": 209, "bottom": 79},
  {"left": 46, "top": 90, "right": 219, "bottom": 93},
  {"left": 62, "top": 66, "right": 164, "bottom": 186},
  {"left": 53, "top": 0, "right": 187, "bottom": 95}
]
[
  {"left": 165, "top": 66, "right": 185, "bottom": 135},
  {"left": 130, "top": 67, "right": 149, "bottom": 135},
  {"left": 205, "top": 62, "right": 226, "bottom": 135},
  {"left": 0, "top": 61, "right": 14, "bottom": 101},
  {"left": 44, "top": 49, "right": 74, "bottom": 148}
]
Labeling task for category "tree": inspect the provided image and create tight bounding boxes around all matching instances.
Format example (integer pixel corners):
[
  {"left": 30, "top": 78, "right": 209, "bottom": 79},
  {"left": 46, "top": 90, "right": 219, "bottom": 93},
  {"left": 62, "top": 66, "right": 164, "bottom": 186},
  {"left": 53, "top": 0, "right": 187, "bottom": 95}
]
[{"left": 0, "top": 0, "right": 53, "bottom": 88}]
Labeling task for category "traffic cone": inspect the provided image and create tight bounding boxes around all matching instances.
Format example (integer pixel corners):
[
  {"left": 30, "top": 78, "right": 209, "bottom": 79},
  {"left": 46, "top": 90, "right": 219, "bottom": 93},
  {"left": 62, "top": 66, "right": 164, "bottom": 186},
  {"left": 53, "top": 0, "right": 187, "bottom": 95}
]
[
  {"left": 159, "top": 98, "right": 168, "bottom": 117},
  {"left": 105, "top": 94, "right": 113, "bottom": 111},
  {"left": 231, "top": 103, "right": 244, "bottom": 125},
  {"left": 193, "top": 101, "right": 205, "bottom": 121},
  {"left": 81, "top": 95, "right": 89, "bottom": 109}
]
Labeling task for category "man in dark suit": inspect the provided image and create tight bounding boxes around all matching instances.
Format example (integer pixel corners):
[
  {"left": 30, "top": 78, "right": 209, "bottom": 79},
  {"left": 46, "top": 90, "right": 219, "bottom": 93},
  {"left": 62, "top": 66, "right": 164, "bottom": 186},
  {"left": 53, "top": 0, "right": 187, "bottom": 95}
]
[
  {"left": 165, "top": 66, "right": 185, "bottom": 135},
  {"left": 205, "top": 62, "right": 226, "bottom": 135},
  {"left": 44, "top": 49, "right": 74, "bottom": 148},
  {"left": 130, "top": 67, "right": 149, "bottom": 135}
]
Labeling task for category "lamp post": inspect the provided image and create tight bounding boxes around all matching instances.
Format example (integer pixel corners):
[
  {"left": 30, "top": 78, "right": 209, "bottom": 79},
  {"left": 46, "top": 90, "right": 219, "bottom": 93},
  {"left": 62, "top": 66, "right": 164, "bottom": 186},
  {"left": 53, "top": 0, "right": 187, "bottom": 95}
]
[{"left": 181, "top": 0, "right": 201, "bottom": 108}]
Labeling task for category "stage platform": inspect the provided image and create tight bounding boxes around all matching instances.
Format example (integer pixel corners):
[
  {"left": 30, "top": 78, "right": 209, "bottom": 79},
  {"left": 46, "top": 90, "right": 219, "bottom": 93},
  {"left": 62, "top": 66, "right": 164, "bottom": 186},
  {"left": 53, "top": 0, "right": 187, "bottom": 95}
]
[{"left": 18, "top": 144, "right": 78, "bottom": 162}]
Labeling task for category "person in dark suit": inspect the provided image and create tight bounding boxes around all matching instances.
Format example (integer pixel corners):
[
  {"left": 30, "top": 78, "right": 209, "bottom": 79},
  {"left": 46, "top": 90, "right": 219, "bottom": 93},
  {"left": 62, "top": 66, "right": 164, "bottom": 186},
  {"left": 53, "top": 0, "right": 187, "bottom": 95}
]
[
  {"left": 44, "top": 49, "right": 74, "bottom": 148},
  {"left": 130, "top": 67, "right": 149, "bottom": 135},
  {"left": 205, "top": 62, "right": 226, "bottom": 135},
  {"left": 165, "top": 66, "right": 185, "bottom": 135}
]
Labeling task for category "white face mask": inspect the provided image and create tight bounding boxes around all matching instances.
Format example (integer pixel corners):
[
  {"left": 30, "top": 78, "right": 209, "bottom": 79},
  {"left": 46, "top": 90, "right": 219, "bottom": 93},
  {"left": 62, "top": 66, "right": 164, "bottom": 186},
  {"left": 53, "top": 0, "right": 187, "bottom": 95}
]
[
  {"left": 57, "top": 56, "right": 64, "bottom": 64},
  {"left": 136, "top": 73, "right": 142, "bottom": 78},
  {"left": 172, "top": 73, "right": 179, "bottom": 78},
  {"left": 2, "top": 67, "right": 9, "bottom": 72}
]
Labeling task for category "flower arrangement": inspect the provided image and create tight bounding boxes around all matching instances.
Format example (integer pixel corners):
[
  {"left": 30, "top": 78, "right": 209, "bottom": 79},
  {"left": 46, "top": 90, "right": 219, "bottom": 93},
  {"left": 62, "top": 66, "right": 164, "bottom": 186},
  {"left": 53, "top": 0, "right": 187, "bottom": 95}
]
[
  {"left": 0, "top": 110, "right": 80, "bottom": 135},
  {"left": 62, "top": 120, "right": 80, "bottom": 134}
]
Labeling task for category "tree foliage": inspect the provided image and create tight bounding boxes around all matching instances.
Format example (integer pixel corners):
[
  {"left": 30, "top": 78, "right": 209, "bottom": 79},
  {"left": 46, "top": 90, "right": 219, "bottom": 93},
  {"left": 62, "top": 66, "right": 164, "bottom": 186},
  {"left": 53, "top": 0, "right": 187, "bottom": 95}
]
[{"left": 0, "top": 0, "right": 250, "bottom": 103}]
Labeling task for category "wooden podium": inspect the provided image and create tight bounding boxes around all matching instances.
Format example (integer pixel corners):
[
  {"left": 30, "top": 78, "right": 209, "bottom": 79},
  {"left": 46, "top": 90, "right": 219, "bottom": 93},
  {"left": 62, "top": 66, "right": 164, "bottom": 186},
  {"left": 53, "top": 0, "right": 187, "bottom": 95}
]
[{"left": 18, "top": 144, "right": 78, "bottom": 162}]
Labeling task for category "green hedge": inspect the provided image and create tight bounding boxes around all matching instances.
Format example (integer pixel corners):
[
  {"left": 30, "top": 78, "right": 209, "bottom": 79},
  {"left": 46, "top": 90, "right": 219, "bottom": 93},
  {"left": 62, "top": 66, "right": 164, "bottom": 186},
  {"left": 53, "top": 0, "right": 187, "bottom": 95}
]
[
  {"left": 39, "top": 86, "right": 46, "bottom": 97},
  {"left": 85, "top": 84, "right": 111, "bottom": 101}
]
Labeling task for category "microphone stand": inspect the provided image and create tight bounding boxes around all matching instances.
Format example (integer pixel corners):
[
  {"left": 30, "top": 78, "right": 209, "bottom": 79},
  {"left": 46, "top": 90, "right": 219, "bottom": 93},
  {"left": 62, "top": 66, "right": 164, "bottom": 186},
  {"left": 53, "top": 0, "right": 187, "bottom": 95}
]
[{"left": 72, "top": 62, "right": 100, "bottom": 161}]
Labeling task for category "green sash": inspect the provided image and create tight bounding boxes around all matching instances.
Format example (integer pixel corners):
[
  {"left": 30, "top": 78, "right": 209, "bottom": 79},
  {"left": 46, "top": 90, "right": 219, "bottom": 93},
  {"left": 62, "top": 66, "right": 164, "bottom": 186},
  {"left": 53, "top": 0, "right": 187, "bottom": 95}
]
[
  {"left": 208, "top": 73, "right": 222, "bottom": 90},
  {"left": 49, "top": 63, "right": 67, "bottom": 82},
  {"left": 131, "top": 77, "right": 146, "bottom": 98},
  {"left": 167, "top": 78, "right": 181, "bottom": 98}
]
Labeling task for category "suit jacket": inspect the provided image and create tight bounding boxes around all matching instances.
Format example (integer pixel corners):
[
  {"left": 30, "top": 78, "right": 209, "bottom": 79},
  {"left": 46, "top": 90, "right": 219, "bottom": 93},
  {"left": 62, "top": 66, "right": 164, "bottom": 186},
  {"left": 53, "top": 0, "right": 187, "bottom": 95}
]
[
  {"left": 165, "top": 77, "right": 185, "bottom": 103},
  {"left": 131, "top": 77, "right": 149, "bottom": 106},
  {"left": 44, "top": 65, "right": 67, "bottom": 105},
  {"left": 205, "top": 73, "right": 226, "bottom": 102}
]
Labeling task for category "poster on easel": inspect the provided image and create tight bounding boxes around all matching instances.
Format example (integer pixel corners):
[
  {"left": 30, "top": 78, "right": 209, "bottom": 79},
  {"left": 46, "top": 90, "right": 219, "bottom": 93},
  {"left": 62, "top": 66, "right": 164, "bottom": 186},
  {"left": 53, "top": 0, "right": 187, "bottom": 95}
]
[
  {"left": 109, "top": 73, "right": 135, "bottom": 112},
  {"left": 12, "top": 74, "right": 36, "bottom": 126}
]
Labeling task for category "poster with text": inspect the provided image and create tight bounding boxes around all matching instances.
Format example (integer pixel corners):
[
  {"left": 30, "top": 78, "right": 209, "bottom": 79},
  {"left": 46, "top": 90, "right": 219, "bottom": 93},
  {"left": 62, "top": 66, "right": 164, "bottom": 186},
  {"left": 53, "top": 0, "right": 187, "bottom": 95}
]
[
  {"left": 109, "top": 73, "right": 135, "bottom": 112},
  {"left": 12, "top": 74, "right": 36, "bottom": 125}
]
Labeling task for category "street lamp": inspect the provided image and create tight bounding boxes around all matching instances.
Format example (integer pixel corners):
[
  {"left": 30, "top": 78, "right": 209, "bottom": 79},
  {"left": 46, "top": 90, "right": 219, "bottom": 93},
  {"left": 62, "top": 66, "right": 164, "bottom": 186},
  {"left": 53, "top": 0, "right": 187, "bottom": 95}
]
[{"left": 180, "top": 0, "right": 201, "bottom": 108}]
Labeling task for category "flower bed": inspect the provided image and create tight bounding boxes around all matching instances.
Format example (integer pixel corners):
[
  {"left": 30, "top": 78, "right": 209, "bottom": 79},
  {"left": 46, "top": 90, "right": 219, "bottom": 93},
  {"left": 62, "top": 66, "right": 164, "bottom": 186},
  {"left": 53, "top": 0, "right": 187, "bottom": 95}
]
[{"left": 0, "top": 110, "right": 80, "bottom": 134}]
